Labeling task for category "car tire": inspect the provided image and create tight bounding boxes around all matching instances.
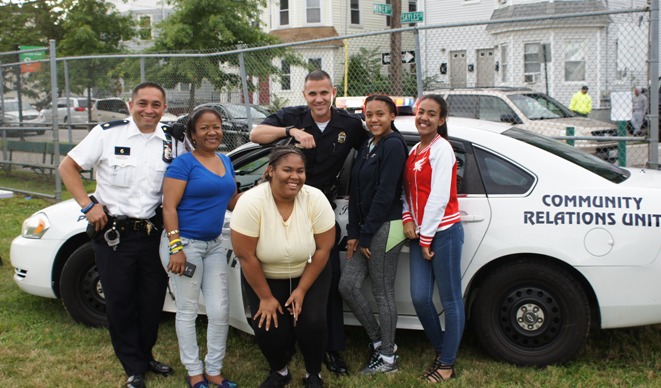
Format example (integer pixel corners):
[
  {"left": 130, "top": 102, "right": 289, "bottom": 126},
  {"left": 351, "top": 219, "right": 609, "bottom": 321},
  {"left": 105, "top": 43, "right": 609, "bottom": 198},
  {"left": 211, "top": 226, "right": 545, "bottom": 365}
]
[
  {"left": 471, "top": 259, "right": 590, "bottom": 366},
  {"left": 60, "top": 242, "right": 108, "bottom": 327}
]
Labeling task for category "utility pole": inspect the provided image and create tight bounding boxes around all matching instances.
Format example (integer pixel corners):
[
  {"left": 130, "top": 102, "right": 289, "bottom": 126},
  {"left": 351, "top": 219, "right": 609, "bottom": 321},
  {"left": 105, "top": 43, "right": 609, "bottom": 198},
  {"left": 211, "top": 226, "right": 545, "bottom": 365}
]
[{"left": 390, "top": 0, "right": 403, "bottom": 95}]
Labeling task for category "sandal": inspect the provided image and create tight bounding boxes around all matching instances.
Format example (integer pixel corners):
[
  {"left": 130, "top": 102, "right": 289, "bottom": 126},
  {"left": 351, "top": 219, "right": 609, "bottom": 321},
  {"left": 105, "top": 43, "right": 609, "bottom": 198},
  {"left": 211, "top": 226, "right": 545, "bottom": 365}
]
[{"left": 422, "top": 361, "right": 456, "bottom": 383}]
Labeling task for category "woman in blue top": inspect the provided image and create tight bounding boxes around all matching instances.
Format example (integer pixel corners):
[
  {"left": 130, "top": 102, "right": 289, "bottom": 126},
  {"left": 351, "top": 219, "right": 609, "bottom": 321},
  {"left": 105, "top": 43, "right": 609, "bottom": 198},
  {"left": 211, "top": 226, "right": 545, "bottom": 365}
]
[
  {"left": 160, "top": 108, "right": 239, "bottom": 388},
  {"left": 338, "top": 94, "right": 408, "bottom": 374}
]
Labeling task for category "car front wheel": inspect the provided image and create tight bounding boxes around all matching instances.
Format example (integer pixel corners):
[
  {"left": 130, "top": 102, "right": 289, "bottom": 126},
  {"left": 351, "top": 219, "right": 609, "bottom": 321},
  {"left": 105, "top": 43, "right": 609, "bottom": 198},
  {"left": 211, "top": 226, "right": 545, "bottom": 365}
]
[
  {"left": 59, "top": 242, "right": 108, "bottom": 327},
  {"left": 471, "top": 259, "right": 590, "bottom": 366}
]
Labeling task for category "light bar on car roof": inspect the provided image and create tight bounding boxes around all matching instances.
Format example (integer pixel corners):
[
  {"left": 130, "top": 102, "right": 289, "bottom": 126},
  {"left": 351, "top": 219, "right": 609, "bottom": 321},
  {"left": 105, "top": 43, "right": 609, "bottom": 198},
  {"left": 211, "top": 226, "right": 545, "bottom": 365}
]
[{"left": 336, "top": 96, "right": 415, "bottom": 114}]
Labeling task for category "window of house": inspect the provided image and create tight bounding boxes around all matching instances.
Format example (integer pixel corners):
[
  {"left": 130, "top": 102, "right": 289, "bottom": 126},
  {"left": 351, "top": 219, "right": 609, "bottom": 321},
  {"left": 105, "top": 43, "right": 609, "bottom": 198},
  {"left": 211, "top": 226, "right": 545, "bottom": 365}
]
[
  {"left": 178, "top": 83, "right": 191, "bottom": 92},
  {"left": 500, "top": 45, "right": 508, "bottom": 83},
  {"left": 307, "top": 0, "right": 321, "bottom": 23},
  {"left": 281, "top": 60, "right": 291, "bottom": 90},
  {"left": 523, "top": 43, "right": 541, "bottom": 83},
  {"left": 138, "top": 15, "right": 152, "bottom": 40},
  {"left": 309, "top": 58, "right": 322, "bottom": 71},
  {"left": 407, "top": 0, "right": 416, "bottom": 26},
  {"left": 350, "top": 0, "right": 360, "bottom": 25},
  {"left": 564, "top": 40, "right": 585, "bottom": 82},
  {"left": 280, "top": 0, "right": 289, "bottom": 26},
  {"left": 386, "top": 0, "right": 416, "bottom": 27}
]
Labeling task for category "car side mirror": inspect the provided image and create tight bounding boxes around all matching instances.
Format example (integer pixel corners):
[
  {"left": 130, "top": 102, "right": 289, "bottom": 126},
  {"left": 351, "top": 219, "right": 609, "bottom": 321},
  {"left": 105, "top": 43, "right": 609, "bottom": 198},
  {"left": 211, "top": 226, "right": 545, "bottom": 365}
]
[{"left": 500, "top": 114, "right": 523, "bottom": 125}]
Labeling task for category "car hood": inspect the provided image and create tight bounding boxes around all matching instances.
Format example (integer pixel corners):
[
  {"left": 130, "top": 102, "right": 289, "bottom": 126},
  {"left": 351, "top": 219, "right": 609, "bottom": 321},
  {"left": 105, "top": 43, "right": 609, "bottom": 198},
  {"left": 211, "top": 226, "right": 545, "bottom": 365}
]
[
  {"left": 6, "top": 110, "right": 41, "bottom": 121},
  {"left": 518, "top": 117, "right": 616, "bottom": 136}
]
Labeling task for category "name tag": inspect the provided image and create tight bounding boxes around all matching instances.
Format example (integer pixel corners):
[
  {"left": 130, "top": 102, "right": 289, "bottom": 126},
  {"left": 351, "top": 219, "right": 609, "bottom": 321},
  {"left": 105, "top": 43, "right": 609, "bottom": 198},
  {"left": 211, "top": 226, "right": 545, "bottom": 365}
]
[{"left": 115, "top": 146, "right": 130, "bottom": 156}]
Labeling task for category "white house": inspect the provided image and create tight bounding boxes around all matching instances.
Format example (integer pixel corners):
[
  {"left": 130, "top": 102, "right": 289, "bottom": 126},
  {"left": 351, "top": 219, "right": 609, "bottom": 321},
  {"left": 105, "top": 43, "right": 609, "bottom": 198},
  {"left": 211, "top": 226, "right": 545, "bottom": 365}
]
[
  {"left": 418, "top": 0, "right": 651, "bottom": 109},
  {"left": 259, "top": 0, "right": 420, "bottom": 105}
]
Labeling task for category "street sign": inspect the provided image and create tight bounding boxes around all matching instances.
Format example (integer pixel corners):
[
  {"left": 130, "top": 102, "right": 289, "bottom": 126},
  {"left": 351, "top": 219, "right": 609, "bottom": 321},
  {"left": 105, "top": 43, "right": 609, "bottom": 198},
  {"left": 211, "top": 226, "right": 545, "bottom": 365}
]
[
  {"left": 19, "top": 45, "right": 46, "bottom": 73},
  {"left": 381, "top": 51, "right": 416, "bottom": 65},
  {"left": 401, "top": 11, "right": 424, "bottom": 23},
  {"left": 373, "top": 3, "right": 392, "bottom": 16}
]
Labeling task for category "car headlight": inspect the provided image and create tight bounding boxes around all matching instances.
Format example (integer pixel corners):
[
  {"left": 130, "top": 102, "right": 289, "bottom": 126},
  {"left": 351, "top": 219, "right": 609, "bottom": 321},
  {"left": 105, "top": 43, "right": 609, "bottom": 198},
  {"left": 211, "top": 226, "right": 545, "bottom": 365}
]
[{"left": 21, "top": 212, "right": 50, "bottom": 239}]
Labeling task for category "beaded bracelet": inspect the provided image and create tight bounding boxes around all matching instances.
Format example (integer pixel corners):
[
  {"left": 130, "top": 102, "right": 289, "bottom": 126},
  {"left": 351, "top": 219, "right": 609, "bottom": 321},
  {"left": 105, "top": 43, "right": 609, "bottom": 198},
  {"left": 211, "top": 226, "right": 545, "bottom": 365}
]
[
  {"left": 167, "top": 229, "right": 179, "bottom": 236},
  {"left": 169, "top": 245, "right": 183, "bottom": 255}
]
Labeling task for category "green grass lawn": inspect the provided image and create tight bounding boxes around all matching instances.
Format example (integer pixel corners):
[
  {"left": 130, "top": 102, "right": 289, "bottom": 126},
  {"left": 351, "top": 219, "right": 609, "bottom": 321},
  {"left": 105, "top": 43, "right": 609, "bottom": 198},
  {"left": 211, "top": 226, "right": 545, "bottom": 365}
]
[{"left": 1, "top": 186, "right": 661, "bottom": 386}]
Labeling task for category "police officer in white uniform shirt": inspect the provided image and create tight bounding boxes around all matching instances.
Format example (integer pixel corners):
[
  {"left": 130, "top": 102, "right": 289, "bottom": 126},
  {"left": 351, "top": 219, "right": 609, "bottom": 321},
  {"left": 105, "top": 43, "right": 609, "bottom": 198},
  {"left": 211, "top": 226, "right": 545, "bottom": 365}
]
[{"left": 59, "top": 82, "right": 176, "bottom": 388}]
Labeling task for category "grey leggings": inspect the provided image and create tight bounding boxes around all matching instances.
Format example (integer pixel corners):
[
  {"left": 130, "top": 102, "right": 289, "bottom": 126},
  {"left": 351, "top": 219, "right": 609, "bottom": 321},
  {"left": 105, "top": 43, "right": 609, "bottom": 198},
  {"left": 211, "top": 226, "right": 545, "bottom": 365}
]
[{"left": 338, "top": 221, "right": 404, "bottom": 356}]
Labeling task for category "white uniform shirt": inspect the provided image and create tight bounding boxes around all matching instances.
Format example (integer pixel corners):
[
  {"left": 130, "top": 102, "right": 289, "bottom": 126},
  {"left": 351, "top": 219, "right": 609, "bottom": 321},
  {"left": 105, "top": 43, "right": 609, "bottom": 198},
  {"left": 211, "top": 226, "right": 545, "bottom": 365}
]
[{"left": 68, "top": 118, "right": 171, "bottom": 219}]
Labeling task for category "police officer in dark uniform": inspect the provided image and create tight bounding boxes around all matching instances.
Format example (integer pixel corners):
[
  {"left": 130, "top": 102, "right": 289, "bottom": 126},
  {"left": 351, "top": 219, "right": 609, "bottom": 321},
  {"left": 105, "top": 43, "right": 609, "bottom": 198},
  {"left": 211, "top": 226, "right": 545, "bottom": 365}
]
[
  {"left": 59, "top": 82, "right": 176, "bottom": 388},
  {"left": 250, "top": 70, "right": 368, "bottom": 376}
]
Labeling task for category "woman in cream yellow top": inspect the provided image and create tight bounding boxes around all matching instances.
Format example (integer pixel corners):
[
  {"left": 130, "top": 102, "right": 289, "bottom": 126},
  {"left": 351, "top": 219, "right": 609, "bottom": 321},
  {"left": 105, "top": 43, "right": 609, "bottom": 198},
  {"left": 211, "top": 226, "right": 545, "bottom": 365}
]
[{"left": 230, "top": 145, "right": 335, "bottom": 388}]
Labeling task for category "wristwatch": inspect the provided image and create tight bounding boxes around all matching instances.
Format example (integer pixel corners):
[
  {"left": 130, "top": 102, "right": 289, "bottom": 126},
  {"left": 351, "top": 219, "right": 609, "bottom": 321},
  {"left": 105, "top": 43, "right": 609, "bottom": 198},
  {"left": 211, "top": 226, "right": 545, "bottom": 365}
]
[{"left": 285, "top": 125, "right": 294, "bottom": 137}]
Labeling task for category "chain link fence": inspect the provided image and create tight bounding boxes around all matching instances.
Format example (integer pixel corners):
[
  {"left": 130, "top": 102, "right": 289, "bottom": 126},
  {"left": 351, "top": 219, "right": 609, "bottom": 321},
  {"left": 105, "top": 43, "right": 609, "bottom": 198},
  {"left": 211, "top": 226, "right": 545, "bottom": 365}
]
[{"left": 0, "top": 5, "right": 657, "bottom": 198}]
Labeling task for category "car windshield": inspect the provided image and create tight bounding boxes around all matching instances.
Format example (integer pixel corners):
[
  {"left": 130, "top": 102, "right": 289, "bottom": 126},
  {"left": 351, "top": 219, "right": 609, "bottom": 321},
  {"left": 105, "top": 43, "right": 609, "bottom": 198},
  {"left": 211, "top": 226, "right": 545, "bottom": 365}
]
[
  {"left": 224, "top": 104, "right": 267, "bottom": 120},
  {"left": 3, "top": 100, "right": 36, "bottom": 112},
  {"left": 504, "top": 128, "right": 630, "bottom": 183},
  {"left": 507, "top": 93, "right": 573, "bottom": 120}
]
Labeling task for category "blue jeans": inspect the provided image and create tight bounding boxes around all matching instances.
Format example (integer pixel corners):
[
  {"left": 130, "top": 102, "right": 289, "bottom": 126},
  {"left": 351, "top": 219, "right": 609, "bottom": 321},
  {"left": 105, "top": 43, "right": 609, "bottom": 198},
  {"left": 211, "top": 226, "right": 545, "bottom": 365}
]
[
  {"left": 160, "top": 233, "right": 230, "bottom": 377},
  {"left": 409, "top": 222, "right": 464, "bottom": 365}
]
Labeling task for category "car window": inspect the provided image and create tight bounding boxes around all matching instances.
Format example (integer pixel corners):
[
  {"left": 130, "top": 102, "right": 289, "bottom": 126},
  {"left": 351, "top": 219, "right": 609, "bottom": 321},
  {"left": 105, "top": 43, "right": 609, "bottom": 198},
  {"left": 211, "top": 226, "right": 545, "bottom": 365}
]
[
  {"left": 232, "top": 148, "right": 272, "bottom": 192},
  {"left": 473, "top": 146, "right": 536, "bottom": 195},
  {"left": 4, "top": 101, "right": 35, "bottom": 111},
  {"left": 224, "top": 104, "right": 267, "bottom": 120},
  {"left": 508, "top": 93, "right": 571, "bottom": 120},
  {"left": 479, "top": 96, "right": 517, "bottom": 123},
  {"left": 447, "top": 95, "right": 478, "bottom": 119},
  {"left": 448, "top": 140, "right": 485, "bottom": 196},
  {"left": 77, "top": 99, "right": 91, "bottom": 108}
]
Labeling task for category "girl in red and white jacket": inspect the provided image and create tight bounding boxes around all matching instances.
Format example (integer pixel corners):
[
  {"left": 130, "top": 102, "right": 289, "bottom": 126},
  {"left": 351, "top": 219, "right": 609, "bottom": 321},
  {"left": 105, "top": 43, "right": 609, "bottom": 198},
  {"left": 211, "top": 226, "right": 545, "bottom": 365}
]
[{"left": 402, "top": 94, "right": 465, "bottom": 383}]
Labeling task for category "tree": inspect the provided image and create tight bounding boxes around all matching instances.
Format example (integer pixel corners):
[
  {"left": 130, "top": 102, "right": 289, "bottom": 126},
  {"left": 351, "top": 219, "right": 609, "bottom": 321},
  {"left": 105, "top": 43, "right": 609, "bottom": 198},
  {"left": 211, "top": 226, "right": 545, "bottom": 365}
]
[
  {"left": 0, "top": 1, "right": 63, "bottom": 106},
  {"left": 137, "top": 0, "right": 300, "bottom": 113},
  {"left": 57, "top": 0, "right": 136, "bottom": 111}
]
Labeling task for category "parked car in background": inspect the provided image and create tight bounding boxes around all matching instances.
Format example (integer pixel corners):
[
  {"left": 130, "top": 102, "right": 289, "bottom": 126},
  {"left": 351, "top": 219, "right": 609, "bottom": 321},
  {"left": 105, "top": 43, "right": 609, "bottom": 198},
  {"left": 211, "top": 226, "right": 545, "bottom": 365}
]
[
  {"left": 429, "top": 88, "right": 620, "bottom": 162},
  {"left": 39, "top": 97, "right": 94, "bottom": 127},
  {"left": 176, "top": 103, "right": 267, "bottom": 149},
  {"left": 90, "top": 98, "right": 129, "bottom": 123},
  {"left": 12, "top": 116, "right": 661, "bottom": 367},
  {"left": 1, "top": 98, "right": 45, "bottom": 135}
]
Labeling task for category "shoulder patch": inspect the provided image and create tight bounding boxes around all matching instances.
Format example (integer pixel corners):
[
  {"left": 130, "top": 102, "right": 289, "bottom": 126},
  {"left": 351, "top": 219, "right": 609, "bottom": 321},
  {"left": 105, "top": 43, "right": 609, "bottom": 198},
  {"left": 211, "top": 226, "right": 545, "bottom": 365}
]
[{"left": 101, "top": 119, "right": 129, "bottom": 130}]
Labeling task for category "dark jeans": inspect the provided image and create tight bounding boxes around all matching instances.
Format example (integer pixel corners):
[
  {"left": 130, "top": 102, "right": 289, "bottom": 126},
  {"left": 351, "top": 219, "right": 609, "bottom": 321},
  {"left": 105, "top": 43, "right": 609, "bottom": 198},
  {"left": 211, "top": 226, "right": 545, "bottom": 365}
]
[
  {"left": 93, "top": 227, "right": 168, "bottom": 376},
  {"left": 243, "top": 261, "right": 332, "bottom": 374},
  {"left": 409, "top": 222, "right": 464, "bottom": 365}
]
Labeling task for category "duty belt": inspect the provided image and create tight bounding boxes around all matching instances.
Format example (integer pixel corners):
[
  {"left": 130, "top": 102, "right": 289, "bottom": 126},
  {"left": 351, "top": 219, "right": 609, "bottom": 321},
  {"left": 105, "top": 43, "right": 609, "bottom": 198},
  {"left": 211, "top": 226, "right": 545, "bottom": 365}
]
[{"left": 108, "top": 215, "right": 158, "bottom": 234}]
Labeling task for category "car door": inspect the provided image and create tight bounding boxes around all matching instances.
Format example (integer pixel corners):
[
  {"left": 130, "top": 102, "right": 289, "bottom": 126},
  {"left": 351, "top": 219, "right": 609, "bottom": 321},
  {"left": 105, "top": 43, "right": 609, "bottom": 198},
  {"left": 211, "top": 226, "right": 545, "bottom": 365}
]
[{"left": 391, "top": 139, "right": 492, "bottom": 320}]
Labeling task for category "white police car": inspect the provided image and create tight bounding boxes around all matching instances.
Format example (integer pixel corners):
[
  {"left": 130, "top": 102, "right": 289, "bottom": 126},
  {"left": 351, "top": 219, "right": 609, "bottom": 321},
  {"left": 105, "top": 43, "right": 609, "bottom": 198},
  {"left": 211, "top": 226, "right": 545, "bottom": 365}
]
[{"left": 11, "top": 117, "right": 661, "bottom": 367}]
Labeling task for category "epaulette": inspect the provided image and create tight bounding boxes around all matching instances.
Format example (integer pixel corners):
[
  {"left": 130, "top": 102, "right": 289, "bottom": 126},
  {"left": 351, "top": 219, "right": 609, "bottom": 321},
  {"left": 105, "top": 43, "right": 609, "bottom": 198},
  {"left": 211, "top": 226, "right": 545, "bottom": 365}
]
[{"left": 101, "top": 119, "right": 129, "bottom": 130}]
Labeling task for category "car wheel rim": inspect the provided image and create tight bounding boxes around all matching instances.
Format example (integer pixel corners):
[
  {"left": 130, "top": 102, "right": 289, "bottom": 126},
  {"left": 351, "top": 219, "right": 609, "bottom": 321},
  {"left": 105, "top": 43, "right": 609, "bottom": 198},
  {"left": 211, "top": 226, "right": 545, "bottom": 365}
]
[
  {"left": 499, "top": 286, "right": 561, "bottom": 348},
  {"left": 82, "top": 265, "right": 105, "bottom": 309}
]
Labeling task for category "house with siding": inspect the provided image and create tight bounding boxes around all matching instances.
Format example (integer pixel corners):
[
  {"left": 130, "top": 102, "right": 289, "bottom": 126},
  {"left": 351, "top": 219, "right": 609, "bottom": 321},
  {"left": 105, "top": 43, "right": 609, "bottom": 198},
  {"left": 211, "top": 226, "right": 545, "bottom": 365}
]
[
  {"left": 418, "top": 0, "right": 650, "bottom": 109},
  {"left": 259, "top": 0, "right": 419, "bottom": 105}
]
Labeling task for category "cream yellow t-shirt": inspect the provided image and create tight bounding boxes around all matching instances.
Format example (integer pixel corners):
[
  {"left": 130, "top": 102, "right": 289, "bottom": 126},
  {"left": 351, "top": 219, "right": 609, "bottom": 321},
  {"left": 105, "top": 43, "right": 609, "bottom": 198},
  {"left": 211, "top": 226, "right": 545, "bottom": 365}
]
[{"left": 230, "top": 182, "right": 335, "bottom": 279}]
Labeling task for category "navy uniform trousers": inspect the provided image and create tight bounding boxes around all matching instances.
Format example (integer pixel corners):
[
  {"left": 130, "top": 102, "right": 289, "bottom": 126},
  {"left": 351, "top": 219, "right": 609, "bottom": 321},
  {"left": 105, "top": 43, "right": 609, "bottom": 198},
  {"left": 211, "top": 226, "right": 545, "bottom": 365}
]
[{"left": 92, "top": 226, "right": 168, "bottom": 376}]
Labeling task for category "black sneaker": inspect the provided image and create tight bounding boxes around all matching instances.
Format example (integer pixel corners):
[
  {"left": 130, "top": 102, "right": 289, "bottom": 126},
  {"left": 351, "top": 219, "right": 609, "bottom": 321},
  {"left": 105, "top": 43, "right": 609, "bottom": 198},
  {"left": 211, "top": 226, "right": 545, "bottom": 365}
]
[
  {"left": 303, "top": 373, "right": 324, "bottom": 388},
  {"left": 367, "top": 342, "right": 398, "bottom": 365},
  {"left": 360, "top": 354, "right": 399, "bottom": 374},
  {"left": 260, "top": 370, "right": 292, "bottom": 388}
]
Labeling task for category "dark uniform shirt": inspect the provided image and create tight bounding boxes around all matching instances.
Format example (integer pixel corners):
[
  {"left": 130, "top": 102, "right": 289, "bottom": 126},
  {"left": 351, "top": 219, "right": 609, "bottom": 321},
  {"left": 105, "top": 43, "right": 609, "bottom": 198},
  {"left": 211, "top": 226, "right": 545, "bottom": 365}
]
[{"left": 262, "top": 105, "right": 368, "bottom": 189}]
